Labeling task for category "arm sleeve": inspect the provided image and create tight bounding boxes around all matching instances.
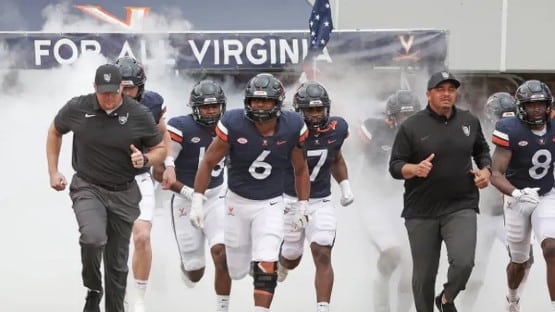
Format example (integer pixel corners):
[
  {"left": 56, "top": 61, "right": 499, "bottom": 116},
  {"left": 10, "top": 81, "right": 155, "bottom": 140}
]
[
  {"left": 139, "top": 109, "right": 163, "bottom": 148},
  {"left": 472, "top": 119, "right": 492, "bottom": 169},
  {"left": 389, "top": 123, "right": 411, "bottom": 179},
  {"left": 53, "top": 100, "right": 74, "bottom": 134}
]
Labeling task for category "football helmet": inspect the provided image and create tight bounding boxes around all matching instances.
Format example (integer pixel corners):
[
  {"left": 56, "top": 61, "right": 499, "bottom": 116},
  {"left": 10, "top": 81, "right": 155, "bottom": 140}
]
[
  {"left": 114, "top": 56, "right": 146, "bottom": 101},
  {"left": 293, "top": 80, "right": 331, "bottom": 131},
  {"left": 515, "top": 80, "right": 553, "bottom": 126},
  {"left": 244, "top": 73, "right": 285, "bottom": 122},
  {"left": 189, "top": 80, "right": 226, "bottom": 127},
  {"left": 385, "top": 90, "right": 421, "bottom": 126},
  {"left": 484, "top": 92, "right": 516, "bottom": 123}
]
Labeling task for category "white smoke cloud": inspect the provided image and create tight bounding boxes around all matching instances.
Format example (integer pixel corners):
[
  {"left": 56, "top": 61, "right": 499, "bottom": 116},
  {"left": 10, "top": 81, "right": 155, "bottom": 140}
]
[{"left": 0, "top": 3, "right": 550, "bottom": 311}]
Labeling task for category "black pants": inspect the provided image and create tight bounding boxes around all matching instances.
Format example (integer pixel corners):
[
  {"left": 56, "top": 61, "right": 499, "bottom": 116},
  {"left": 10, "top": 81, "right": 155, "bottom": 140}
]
[
  {"left": 70, "top": 175, "right": 141, "bottom": 312},
  {"left": 405, "top": 209, "right": 477, "bottom": 312}
]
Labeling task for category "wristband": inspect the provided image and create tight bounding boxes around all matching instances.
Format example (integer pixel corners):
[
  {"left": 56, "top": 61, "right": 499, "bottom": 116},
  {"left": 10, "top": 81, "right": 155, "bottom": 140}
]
[
  {"left": 511, "top": 189, "right": 522, "bottom": 198},
  {"left": 339, "top": 179, "right": 352, "bottom": 194},
  {"left": 164, "top": 156, "right": 175, "bottom": 168}
]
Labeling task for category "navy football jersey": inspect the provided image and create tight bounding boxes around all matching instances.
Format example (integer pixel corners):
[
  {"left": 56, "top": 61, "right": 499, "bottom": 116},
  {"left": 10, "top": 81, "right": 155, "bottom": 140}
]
[
  {"left": 359, "top": 117, "right": 397, "bottom": 170},
  {"left": 141, "top": 91, "right": 165, "bottom": 124},
  {"left": 137, "top": 90, "right": 165, "bottom": 174},
  {"left": 283, "top": 116, "right": 349, "bottom": 198},
  {"left": 492, "top": 117, "right": 555, "bottom": 195},
  {"left": 167, "top": 114, "right": 225, "bottom": 189},
  {"left": 216, "top": 109, "right": 308, "bottom": 200}
]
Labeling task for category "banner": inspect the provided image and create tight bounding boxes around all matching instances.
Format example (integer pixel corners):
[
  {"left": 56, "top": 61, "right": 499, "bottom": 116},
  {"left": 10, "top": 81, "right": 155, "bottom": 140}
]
[{"left": 0, "top": 30, "right": 447, "bottom": 72}]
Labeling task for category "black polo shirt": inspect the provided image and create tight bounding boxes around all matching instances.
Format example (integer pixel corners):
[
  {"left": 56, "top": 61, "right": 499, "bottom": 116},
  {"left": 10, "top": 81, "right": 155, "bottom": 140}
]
[
  {"left": 54, "top": 93, "right": 162, "bottom": 186},
  {"left": 389, "top": 105, "right": 491, "bottom": 218}
]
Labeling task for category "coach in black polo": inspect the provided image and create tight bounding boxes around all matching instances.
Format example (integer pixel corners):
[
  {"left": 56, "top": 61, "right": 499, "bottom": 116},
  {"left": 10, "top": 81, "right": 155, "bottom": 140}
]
[{"left": 46, "top": 64, "right": 166, "bottom": 312}]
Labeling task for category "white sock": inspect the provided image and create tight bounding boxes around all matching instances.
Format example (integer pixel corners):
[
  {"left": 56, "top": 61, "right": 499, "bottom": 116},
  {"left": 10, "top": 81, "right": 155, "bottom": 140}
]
[
  {"left": 135, "top": 279, "right": 148, "bottom": 302},
  {"left": 551, "top": 301, "right": 555, "bottom": 311},
  {"left": 217, "top": 295, "right": 230, "bottom": 312},
  {"left": 507, "top": 288, "right": 519, "bottom": 302},
  {"left": 317, "top": 302, "right": 330, "bottom": 312},
  {"left": 254, "top": 307, "right": 270, "bottom": 312}
]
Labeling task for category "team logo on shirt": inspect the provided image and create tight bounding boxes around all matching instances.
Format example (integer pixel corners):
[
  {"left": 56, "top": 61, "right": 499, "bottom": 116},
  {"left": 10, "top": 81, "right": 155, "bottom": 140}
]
[
  {"left": 462, "top": 125, "right": 470, "bottom": 136},
  {"left": 118, "top": 113, "right": 129, "bottom": 125},
  {"left": 237, "top": 137, "right": 248, "bottom": 144},
  {"left": 518, "top": 140, "right": 528, "bottom": 146},
  {"left": 191, "top": 137, "right": 201, "bottom": 143},
  {"left": 227, "top": 207, "right": 235, "bottom": 216}
]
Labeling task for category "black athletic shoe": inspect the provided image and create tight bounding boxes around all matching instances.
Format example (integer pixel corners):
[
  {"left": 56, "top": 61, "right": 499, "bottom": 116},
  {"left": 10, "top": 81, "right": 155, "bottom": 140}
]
[
  {"left": 83, "top": 290, "right": 102, "bottom": 312},
  {"left": 435, "top": 291, "right": 457, "bottom": 312}
]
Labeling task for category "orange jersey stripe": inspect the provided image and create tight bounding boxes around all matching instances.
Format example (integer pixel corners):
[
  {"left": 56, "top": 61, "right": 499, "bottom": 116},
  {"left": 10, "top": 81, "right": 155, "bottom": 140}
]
[
  {"left": 169, "top": 132, "right": 183, "bottom": 144},
  {"left": 299, "top": 129, "right": 309, "bottom": 143},
  {"left": 215, "top": 126, "right": 228, "bottom": 142},
  {"left": 492, "top": 135, "right": 509, "bottom": 147}
]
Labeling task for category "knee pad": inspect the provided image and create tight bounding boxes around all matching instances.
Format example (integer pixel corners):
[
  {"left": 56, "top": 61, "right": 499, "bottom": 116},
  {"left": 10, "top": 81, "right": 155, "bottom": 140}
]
[{"left": 252, "top": 261, "right": 277, "bottom": 294}]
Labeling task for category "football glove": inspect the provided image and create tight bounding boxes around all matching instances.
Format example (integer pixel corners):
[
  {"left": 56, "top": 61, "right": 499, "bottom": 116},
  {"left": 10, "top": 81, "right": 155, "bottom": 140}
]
[
  {"left": 189, "top": 192, "right": 205, "bottom": 229},
  {"left": 339, "top": 180, "right": 354, "bottom": 206},
  {"left": 292, "top": 200, "right": 309, "bottom": 231},
  {"left": 179, "top": 185, "right": 194, "bottom": 201},
  {"left": 511, "top": 187, "right": 540, "bottom": 216}
]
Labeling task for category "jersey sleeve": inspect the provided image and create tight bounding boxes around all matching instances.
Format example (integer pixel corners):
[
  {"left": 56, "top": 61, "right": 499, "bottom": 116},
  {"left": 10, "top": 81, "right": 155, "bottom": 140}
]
[
  {"left": 492, "top": 119, "right": 510, "bottom": 149},
  {"left": 167, "top": 118, "right": 183, "bottom": 144},
  {"left": 299, "top": 122, "right": 308, "bottom": 143},
  {"left": 215, "top": 119, "right": 229, "bottom": 142}
]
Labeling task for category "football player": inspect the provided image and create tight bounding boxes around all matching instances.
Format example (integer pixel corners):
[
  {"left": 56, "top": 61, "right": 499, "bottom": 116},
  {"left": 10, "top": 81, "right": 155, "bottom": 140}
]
[
  {"left": 356, "top": 89, "right": 421, "bottom": 312},
  {"left": 490, "top": 80, "right": 555, "bottom": 312},
  {"left": 277, "top": 81, "right": 353, "bottom": 312},
  {"left": 157, "top": 80, "right": 231, "bottom": 311},
  {"left": 191, "top": 73, "right": 310, "bottom": 312},
  {"left": 115, "top": 56, "right": 174, "bottom": 312}
]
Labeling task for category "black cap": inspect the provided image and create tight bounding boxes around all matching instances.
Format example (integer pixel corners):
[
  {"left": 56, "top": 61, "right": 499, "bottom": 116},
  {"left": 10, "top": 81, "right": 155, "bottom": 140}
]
[
  {"left": 95, "top": 64, "right": 122, "bottom": 93},
  {"left": 427, "top": 71, "right": 461, "bottom": 90}
]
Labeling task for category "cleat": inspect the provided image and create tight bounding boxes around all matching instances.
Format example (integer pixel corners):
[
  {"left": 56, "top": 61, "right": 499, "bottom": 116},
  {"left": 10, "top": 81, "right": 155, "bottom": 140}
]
[
  {"left": 83, "top": 290, "right": 102, "bottom": 312},
  {"left": 435, "top": 291, "right": 457, "bottom": 312},
  {"left": 277, "top": 263, "right": 289, "bottom": 283},
  {"left": 506, "top": 296, "right": 520, "bottom": 312},
  {"left": 180, "top": 263, "right": 195, "bottom": 288}
]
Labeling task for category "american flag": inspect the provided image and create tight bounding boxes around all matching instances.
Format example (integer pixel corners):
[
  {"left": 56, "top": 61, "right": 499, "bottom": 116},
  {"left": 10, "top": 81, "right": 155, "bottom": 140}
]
[
  {"left": 298, "top": 0, "right": 333, "bottom": 82},
  {"left": 308, "top": 0, "right": 333, "bottom": 57}
]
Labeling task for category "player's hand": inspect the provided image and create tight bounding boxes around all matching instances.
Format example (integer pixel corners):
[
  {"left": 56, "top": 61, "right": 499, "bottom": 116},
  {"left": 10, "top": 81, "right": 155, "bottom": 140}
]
[
  {"left": 470, "top": 167, "right": 490, "bottom": 189},
  {"left": 50, "top": 171, "right": 67, "bottom": 191},
  {"left": 292, "top": 200, "right": 309, "bottom": 231},
  {"left": 179, "top": 185, "right": 194, "bottom": 201},
  {"left": 162, "top": 166, "right": 177, "bottom": 190},
  {"left": 189, "top": 192, "right": 205, "bottom": 229},
  {"left": 130, "top": 144, "right": 144, "bottom": 169},
  {"left": 339, "top": 180, "right": 354, "bottom": 206},
  {"left": 414, "top": 153, "right": 434, "bottom": 178},
  {"left": 512, "top": 187, "right": 540, "bottom": 216}
]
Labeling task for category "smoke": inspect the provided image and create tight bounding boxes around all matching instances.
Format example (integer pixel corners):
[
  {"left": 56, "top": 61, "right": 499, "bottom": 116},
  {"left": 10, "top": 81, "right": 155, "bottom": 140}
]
[{"left": 0, "top": 3, "right": 550, "bottom": 312}]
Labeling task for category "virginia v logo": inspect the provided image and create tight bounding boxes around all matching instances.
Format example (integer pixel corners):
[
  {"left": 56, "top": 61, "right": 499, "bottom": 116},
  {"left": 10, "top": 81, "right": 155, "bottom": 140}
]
[
  {"left": 74, "top": 5, "right": 150, "bottom": 30},
  {"left": 395, "top": 35, "right": 420, "bottom": 62}
]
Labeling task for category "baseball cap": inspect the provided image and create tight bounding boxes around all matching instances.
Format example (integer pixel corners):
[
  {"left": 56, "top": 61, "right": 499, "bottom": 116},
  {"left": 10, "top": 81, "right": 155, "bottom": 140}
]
[
  {"left": 95, "top": 64, "right": 122, "bottom": 93},
  {"left": 427, "top": 71, "right": 461, "bottom": 90}
]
